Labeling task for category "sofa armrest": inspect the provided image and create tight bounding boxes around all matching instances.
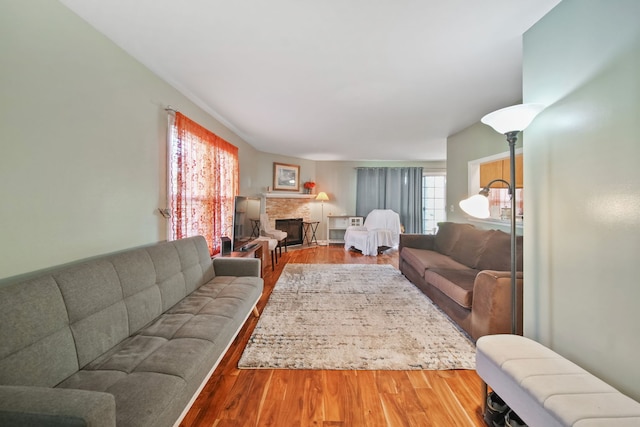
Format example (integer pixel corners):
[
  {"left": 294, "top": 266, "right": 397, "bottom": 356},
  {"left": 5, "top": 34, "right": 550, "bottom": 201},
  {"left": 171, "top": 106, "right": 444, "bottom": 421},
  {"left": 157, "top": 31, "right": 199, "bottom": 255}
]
[
  {"left": 0, "top": 385, "right": 115, "bottom": 427},
  {"left": 213, "top": 257, "right": 261, "bottom": 277},
  {"left": 399, "top": 233, "right": 436, "bottom": 252},
  {"left": 470, "top": 270, "right": 524, "bottom": 340}
]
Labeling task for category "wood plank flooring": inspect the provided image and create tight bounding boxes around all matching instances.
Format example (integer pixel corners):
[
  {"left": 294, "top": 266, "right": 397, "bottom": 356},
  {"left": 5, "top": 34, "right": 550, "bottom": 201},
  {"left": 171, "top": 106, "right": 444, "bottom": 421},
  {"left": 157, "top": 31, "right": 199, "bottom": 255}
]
[{"left": 180, "top": 245, "right": 486, "bottom": 427}]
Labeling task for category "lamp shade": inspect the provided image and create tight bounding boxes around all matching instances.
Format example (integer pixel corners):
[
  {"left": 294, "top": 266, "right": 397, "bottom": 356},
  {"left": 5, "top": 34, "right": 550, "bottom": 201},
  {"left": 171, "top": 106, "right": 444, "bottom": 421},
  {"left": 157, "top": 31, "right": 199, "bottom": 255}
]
[
  {"left": 315, "top": 191, "right": 329, "bottom": 201},
  {"left": 459, "top": 194, "right": 491, "bottom": 219},
  {"left": 481, "top": 103, "right": 545, "bottom": 134}
]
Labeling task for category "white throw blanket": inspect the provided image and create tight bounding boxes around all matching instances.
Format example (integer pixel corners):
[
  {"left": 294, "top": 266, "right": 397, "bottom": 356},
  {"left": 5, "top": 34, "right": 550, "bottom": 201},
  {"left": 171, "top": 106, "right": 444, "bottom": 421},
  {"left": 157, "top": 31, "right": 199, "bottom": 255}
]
[{"left": 344, "top": 209, "right": 401, "bottom": 256}]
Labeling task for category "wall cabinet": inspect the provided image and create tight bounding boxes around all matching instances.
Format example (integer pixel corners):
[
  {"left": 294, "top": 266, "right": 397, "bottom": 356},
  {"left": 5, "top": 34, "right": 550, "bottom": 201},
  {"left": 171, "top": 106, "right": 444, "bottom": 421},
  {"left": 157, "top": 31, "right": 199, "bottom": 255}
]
[
  {"left": 327, "top": 216, "right": 363, "bottom": 244},
  {"left": 480, "top": 154, "right": 523, "bottom": 188}
]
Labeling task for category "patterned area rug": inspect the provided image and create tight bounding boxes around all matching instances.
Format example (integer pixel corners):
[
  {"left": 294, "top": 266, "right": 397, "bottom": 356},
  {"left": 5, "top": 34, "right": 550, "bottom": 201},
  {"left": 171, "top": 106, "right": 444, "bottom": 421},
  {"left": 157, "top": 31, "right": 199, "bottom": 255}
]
[{"left": 238, "top": 264, "right": 476, "bottom": 370}]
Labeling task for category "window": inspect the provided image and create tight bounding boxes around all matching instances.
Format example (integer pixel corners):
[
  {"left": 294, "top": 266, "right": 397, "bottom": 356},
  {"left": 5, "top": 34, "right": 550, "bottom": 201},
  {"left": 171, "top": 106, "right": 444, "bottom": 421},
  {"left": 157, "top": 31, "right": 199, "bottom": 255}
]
[
  {"left": 168, "top": 112, "right": 239, "bottom": 255},
  {"left": 422, "top": 174, "right": 447, "bottom": 233}
]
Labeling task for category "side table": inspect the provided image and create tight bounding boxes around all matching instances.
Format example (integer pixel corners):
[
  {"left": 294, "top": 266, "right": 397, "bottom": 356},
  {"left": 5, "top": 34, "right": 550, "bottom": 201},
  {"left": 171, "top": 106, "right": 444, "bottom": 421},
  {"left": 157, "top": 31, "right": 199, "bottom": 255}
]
[
  {"left": 302, "top": 221, "right": 320, "bottom": 246},
  {"left": 249, "top": 219, "right": 260, "bottom": 239}
]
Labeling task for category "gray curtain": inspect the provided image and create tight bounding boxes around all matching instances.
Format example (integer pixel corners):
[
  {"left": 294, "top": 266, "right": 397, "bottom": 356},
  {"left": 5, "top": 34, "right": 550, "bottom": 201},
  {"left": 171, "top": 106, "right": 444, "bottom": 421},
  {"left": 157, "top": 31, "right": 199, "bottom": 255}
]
[{"left": 355, "top": 167, "right": 423, "bottom": 233}]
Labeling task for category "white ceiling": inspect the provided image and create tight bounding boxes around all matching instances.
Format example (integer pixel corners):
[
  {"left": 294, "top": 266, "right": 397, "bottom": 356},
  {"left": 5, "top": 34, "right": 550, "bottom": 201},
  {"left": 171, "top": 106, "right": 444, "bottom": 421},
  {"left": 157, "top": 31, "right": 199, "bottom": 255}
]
[{"left": 58, "top": 0, "right": 560, "bottom": 161}]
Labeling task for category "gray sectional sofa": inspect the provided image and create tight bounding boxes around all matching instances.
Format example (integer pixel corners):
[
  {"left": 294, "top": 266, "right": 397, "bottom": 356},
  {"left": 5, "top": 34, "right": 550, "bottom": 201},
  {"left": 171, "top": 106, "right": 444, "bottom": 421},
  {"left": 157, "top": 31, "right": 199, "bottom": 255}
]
[{"left": 0, "top": 235, "right": 263, "bottom": 427}]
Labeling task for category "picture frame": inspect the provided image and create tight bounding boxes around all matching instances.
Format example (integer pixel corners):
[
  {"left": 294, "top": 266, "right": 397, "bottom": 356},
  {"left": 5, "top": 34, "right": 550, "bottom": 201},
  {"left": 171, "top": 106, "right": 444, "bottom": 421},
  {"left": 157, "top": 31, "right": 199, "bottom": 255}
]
[{"left": 273, "top": 162, "right": 300, "bottom": 191}]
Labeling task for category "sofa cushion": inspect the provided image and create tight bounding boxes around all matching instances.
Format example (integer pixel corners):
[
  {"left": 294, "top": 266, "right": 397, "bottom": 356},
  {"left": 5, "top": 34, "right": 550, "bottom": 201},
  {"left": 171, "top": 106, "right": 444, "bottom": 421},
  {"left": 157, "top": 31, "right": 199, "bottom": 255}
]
[
  {"left": 424, "top": 268, "right": 478, "bottom": 309},
  {"left": 86, "top": 335, "right": 167, "bottom": 374},
  {"left": 107, "top": 372, "right": 186, "bottom": 427},
  {"left": 173, "top": 237, "right": 213, "bottom": 294},
  {"left": 476, "top": 230, "right": 524, "bottom": 272},
  {"left": 401, "top": 247, "right": 469, "bottom": 278},
  {"left": 0, "top": 276, "right": 78, "bottom": 387},
  {"left": 111, "top": 249, "right": 163, "bottom": 335},
  {"left": 147, "top": 243, "right": 189, "bottom": 311},
  {"left": 54, "top": 260, "right": 130, "bottom": 368},
  {"left": 434, "top": 222, "right": 475, "bottom": 256},
  {"left": 449, "top": 227, "right": 494, "bottom": 268}
]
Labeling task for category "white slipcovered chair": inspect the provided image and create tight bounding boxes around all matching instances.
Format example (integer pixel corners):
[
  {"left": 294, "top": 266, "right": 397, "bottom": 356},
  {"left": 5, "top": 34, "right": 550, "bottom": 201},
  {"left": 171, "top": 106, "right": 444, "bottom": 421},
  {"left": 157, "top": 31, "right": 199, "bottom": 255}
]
[
  {"left": 344, "top": 209, "right": 401, "bottom": 256},
  {"left": 259, "top": 213, "right": 287, "bottom": 255},
  {"left": 252, "top": 236, "right": 279, "bottom": 270}
]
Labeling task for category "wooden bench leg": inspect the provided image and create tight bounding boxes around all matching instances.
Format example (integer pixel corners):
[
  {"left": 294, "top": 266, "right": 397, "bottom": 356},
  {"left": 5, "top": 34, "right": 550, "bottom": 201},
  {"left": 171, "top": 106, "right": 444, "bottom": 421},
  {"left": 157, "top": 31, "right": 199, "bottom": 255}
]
[
  {"left": 482, "top": 381, "right": 488, "bottom": 416},
  {"left": 252, "top": 306, "right": 260, "bottom": 317}
]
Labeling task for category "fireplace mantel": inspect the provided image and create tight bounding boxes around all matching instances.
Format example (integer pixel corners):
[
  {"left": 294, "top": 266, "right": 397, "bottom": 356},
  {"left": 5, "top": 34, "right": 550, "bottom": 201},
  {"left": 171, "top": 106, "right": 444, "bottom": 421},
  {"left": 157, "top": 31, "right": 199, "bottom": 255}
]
[{"left": 262, "top": 193, "right": 317, "bottom": 199}]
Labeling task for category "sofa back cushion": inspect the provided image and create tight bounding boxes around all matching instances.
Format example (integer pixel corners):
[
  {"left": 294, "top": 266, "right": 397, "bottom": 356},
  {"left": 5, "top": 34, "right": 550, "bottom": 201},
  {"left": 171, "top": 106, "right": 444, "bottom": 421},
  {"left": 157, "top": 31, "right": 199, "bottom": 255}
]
[
  {"left": 112, "top": 248, "right": 163, "bottom": 336},
  {"left": 449, "top": 227, "right": 494, "bottom": 268},
  {"left": 0, "top": 276, "right": 78, "bottom": 387},
  {"left": 434, "top": 222, "right": 475, "bottom": 256},
  {"left": 144, "top": 236, "right": 215, "bottom": 313},
  {"left": 174, "top": 236, "right": 215, "bottom": 294},
  {"left": 476, "top": 230, "right": 524, "bottom": 272},
  {"left": 55, "top": 260, "right": 131, "bottom": 368}
]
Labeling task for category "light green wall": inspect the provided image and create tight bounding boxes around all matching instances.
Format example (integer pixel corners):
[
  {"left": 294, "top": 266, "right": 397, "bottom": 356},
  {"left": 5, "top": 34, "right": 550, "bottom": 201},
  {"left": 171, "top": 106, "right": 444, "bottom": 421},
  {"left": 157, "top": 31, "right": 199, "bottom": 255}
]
[
  {"left": 523, "top": 0, "right": 640, "bottom": 400},
  {"left": 244, "top": 153, "right": 317, "bottom": 198},
  {"left": 446, "top": 121, "right": 523, "bottom": 233},
  {"left": 0, "top": 0, "right": 261, "bottom": 280}
]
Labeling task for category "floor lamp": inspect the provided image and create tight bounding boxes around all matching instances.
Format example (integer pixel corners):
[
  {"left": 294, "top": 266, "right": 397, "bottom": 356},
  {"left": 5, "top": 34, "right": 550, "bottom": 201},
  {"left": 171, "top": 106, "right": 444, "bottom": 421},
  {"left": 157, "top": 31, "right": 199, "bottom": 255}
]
[
  {"left": 316, "top": 192, "right": 329, "bottom": 245},
  {"left": 459, "top": 103, "right": 544, "bottom": 334}
]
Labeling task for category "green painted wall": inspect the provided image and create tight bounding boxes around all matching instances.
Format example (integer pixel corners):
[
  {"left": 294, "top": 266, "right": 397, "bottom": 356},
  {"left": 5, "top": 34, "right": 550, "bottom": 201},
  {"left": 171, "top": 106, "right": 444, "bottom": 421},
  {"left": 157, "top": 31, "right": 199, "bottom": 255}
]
[
  {"left": 523, "top": 0, "right": 640, "bottom": 400},
  {"left": 0, "top": 0, "right": 261, "bottom": 280}
]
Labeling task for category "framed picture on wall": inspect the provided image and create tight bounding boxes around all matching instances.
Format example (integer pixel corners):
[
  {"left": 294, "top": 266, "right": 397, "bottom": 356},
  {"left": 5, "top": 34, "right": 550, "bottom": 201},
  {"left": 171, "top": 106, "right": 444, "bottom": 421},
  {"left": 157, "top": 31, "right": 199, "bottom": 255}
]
[{"left": 273, "top": 162, "right": 300, "bottom": 191}]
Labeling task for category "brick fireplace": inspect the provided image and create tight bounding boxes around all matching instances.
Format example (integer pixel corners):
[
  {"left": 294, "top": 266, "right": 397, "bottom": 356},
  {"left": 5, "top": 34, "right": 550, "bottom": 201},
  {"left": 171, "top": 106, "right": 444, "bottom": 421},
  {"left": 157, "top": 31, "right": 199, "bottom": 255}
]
[{"left": 263, "top": 195, "right": 316, "bottom": 246}]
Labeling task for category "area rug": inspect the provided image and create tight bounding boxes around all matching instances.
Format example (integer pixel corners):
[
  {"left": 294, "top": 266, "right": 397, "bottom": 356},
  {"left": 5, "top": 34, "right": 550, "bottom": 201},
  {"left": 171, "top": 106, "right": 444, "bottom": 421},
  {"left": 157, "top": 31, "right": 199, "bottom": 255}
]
[{"left": 238, "top": 264, "right": 476, "bottom": 370}]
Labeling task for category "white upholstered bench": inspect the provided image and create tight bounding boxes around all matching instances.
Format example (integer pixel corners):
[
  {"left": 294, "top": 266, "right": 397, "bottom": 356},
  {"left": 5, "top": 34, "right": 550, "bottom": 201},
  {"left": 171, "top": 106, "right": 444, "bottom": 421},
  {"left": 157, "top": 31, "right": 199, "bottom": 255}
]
[{"left": 476, "top": 334, "right": 640, "bottom": 427}]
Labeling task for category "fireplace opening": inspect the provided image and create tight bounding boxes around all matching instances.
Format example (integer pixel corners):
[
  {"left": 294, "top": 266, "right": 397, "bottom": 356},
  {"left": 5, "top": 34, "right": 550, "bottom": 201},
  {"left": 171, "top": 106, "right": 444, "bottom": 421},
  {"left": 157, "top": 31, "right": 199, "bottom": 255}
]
[{"left": 275, "top": 218, "right": 303, "bottom": 246}]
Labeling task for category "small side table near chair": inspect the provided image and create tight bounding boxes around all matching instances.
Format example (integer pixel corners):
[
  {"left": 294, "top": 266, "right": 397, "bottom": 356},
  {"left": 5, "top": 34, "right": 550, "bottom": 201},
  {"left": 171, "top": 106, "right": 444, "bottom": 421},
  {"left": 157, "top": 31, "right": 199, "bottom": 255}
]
[
  {"left": 249, "top": 219, "right": 260, "bottom": 239},
  {"left": 302, "top": 221, "right": 320, "bottom": 246},
  {"left": 259, "top": 213, "right": 287, "bottom": 255}
]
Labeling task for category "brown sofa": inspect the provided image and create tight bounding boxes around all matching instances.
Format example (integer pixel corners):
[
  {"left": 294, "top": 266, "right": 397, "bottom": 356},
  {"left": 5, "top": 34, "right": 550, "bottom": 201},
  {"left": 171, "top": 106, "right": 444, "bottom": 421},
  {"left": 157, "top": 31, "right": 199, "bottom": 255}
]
[{"left": 399, "top": 222, "right": 523, "bottom": 341}]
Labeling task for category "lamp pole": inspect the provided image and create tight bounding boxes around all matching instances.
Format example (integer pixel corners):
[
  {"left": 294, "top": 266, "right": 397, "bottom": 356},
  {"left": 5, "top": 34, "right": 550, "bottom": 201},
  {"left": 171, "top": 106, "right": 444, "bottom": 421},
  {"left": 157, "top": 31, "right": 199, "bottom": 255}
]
[{"left": 505, "top": 131, "right": 519, "bottom": 335}]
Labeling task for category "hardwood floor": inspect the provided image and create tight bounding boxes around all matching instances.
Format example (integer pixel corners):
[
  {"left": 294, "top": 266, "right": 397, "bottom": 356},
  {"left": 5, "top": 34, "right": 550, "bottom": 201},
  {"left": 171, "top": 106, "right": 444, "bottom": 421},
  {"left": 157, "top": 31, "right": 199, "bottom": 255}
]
[{"left": 180, "top": 245, "right": 486, "bottom": 427}]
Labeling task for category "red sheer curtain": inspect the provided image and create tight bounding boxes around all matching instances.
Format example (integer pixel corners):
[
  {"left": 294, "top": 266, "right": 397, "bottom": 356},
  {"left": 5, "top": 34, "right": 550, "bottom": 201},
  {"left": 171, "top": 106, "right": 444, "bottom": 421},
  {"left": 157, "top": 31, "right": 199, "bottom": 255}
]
[{"left": 169, "top": 112, "right": 239, "bottom": 255}]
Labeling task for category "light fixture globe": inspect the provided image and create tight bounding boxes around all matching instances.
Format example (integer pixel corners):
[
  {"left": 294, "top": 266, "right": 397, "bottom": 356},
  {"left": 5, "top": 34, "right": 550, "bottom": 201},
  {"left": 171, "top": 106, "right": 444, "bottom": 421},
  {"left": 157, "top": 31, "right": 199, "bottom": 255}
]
[
  {"left": 481, "top": 103, "right": 545, "bottom": 134},
  {"left": 459, "top": 194, "right": 491, "bottom": 219}
]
